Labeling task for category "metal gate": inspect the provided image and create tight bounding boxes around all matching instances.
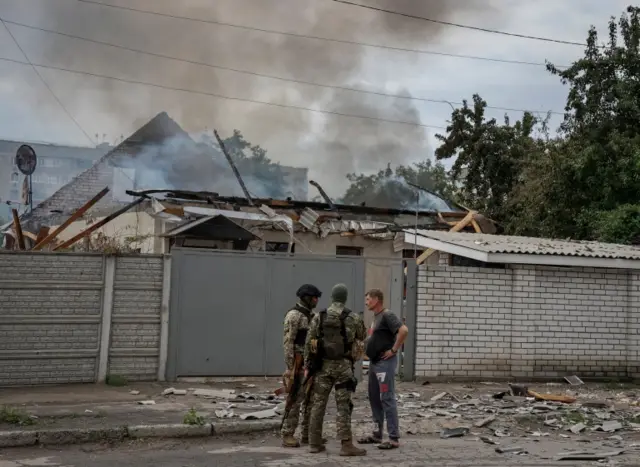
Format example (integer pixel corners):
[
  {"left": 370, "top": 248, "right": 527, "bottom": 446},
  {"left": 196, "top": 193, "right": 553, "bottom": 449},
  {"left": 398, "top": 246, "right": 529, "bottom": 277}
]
[{"left": 166, "top": 248, "right": 365, "bottom": 378}]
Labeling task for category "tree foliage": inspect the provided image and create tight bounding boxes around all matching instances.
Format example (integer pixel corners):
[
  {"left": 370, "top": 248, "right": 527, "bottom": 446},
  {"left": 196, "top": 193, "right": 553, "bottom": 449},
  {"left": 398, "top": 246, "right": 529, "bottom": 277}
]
[
  {"left": 341, "top": 160, "right": 457, "bottom": 210},
  {"left": 203, "top": 130, "right": 287, "bottom": 198},
  {"left": 342, "top": 5, "right": 640, "bottom": 244}
]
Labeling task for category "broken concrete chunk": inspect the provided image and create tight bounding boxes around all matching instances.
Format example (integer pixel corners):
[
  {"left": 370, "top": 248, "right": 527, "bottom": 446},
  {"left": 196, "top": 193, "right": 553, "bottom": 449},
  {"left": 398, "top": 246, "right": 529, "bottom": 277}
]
[
  {"left": 495, "top": 446, "right": 527, "bottom": 454},
  {"left": 570, "top": 423, "right": 586, "bottom": 434},
  {"left": 554, "top": 450, "right": 624, "bottom": 461},
  {"left": 239, "top": 408, "right": 278, "bottom": 420},
  {"left": 479, "top": 436, "right": 496, "bottom": 445},
  {"left": 430, "top": 392, "right": 448, "bottom": 402},
  {"left": 598, "top": 421, "right": 622, "bottom": 432},
  {"left": 214, "top": 409, "right": 235, "bottom": 419},
  {"left": 129, "top": 390, "right": 140, "bottom": 395},
  {"left": 193, "top": 389, "right": 235, "bottom": 399},
  {"left": 138, "top": 400, "right": 156, "bottom": 405},
  {"left": 564, "top": 375, "right": 584, "bottom": 386},
  {"left": 163, "top": 388, "right": 176, "bottom": 396},
  {"left": 474, "top": 415, "right": 496, "bottom": 428},
  {"left": 440, "top": 427, "right": 469, "bottom": 439}
]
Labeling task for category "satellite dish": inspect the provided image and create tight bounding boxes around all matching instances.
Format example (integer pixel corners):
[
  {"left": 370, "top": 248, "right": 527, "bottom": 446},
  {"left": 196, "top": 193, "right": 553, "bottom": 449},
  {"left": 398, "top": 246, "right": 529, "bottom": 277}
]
[{"left": 15, "top": 144, "right": 37, "bottom": 176}]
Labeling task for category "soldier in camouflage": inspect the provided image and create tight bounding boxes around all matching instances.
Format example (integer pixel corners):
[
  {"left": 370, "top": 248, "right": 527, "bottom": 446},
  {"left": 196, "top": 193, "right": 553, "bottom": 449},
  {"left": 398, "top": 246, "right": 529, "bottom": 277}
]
[
  {"left": 280, "top": 284, "right": 322, "bottom": 448},
  {"left": 304, "top": 283, "right": 367, "bottom": 456}
]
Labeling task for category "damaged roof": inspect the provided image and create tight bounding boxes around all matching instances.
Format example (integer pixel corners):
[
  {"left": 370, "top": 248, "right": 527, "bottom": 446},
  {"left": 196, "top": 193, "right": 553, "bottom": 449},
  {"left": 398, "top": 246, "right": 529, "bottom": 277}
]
[
  {"left": 409, "top": 230, "right": 640, "bottom": 269},
  {"left": 17, "top": 112, "right": 192, "bottom": 229}
]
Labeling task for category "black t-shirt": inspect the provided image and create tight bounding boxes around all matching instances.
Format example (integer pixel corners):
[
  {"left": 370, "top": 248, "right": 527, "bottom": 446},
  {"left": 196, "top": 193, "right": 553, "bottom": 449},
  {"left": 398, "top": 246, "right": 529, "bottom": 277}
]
[{"left": 365, "top": 309, "right": 402, "bottom": 363}]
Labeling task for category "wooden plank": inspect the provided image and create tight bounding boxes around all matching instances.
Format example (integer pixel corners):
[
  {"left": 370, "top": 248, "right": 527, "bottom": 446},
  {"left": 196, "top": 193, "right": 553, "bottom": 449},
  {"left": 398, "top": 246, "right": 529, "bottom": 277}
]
[
  {"left": 35, "top": 226, "right": 50, "bottom": 244},
  {"left": 53, "top": 197, "right": 145, "bottom": 251},
  {"left": 471, "top": 217, "right": 483, "bottom": 233},
  {"left": 11, "top": 209, "right": 25, "bottom": 250},
  {"left": 414, "top": 211, "right": 475, "bottom": 266},
  {"left": 33, "top": 187, "right": 110, "bottom": 250}
]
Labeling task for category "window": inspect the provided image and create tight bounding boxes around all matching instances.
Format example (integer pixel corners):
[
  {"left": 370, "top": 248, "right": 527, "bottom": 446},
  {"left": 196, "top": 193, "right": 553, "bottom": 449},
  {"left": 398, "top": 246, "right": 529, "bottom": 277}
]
[
  {"left": 402, "top": 248, "right": 424, "bottom": 259},
  {"left": 336, "top": 246, "right": 363, "bottom": 256},
  {"left": 265, "top": 241, "right": 295, "bottom": 253}
]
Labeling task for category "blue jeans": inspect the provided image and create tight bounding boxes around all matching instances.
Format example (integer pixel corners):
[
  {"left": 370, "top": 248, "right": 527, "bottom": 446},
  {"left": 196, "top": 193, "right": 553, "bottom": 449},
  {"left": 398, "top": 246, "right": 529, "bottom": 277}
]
[{"left": 368, "top": 355, "right": 399, "bottom": 440}]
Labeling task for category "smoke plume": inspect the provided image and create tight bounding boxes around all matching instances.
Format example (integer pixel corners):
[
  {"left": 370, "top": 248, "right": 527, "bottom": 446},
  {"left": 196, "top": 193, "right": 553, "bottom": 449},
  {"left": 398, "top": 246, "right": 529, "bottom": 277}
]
[{"left": 0, "top": 0, "right": 494, "bottom": 200}]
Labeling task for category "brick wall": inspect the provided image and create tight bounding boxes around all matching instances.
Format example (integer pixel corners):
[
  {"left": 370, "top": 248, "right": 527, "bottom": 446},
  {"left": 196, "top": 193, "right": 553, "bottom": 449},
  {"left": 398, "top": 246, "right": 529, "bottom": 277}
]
[
  {"left": 0, "top": 252, "right": 166, "bottom": 386},
  {"left": 416, "top": 263, "right": 640, "bottom": 380}
]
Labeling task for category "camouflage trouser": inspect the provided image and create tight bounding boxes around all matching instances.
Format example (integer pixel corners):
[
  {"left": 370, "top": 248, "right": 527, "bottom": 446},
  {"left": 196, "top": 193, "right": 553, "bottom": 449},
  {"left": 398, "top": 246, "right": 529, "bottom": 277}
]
[
  {"left": 280, "top": 372, "right": 311, "bottom": 438},
  {"left": 308, "top": 359, "right": 354, "bottom": 445}
]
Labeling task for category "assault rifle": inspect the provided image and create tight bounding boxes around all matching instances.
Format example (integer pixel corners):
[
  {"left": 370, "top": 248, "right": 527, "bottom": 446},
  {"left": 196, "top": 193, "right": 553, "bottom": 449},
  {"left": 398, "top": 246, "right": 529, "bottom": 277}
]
[{"left": 279, "top": 354, "right": 304, "bottom": 431}]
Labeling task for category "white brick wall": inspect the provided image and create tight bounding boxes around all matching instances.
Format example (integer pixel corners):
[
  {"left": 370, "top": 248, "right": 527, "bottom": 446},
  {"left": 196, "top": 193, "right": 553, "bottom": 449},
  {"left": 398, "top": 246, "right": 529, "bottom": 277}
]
[{"left": 416, "top": 264, "right": 640, "bottom": 379}]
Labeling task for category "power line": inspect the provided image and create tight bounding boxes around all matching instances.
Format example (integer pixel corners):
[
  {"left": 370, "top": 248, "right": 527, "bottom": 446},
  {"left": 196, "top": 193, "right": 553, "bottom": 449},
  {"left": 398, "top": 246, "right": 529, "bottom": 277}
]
[
  {"left": 330, "top": 0, "right": 589, "bottom": 47},
  {"left": 0, "top": 19, "right": 96, "bottom": 145},
  {"left": 0, "top": 57, "right": 447, "bottom": 129},
  {"left": 1, "top": 18, "right": 564, "bottom": 116},
  {"left": 73, "top": 0, "right": 567, "bottom": 68}
]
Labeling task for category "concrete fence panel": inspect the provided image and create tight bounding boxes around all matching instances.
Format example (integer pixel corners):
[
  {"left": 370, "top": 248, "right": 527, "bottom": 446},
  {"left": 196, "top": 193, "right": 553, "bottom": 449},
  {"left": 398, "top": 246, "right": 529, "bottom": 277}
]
[{"left": 0, "top": 251, "right": 168, "bottom": 386}]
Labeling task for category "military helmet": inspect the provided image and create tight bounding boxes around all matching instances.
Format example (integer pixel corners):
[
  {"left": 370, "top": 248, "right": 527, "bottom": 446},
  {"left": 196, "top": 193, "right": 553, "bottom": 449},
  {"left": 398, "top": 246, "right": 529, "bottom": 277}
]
[{"left": 296, "top": 284, "right": 322, "bottom": 298}]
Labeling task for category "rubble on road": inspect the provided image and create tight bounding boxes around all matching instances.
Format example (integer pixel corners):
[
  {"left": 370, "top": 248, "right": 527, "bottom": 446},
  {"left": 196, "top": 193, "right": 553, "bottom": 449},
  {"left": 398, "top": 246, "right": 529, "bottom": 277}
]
[{"left": 387, "top": 380, "right": 640, "bottom": 447}]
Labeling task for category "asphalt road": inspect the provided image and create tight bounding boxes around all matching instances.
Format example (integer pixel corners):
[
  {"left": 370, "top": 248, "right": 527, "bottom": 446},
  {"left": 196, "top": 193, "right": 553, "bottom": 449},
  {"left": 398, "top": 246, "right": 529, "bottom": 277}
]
[{"left": 0, "top": 433, "right": 613, "bottom": 467}]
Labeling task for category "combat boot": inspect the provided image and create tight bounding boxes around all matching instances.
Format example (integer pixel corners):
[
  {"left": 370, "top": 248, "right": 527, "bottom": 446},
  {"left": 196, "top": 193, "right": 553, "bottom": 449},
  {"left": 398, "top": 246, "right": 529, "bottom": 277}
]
[
  {"left": 281, "top": 435, "right": 300, "bottom": 448},
  {"left": 340, "top": 439, "right": 366, "bottom": 456}
]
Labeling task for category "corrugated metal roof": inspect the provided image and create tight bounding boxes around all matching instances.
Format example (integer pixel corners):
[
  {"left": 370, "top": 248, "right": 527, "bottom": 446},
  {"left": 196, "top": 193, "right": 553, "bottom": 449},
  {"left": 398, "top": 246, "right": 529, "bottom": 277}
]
[{"left": 408, "top": 231, "right": 640, "bottom": 260}]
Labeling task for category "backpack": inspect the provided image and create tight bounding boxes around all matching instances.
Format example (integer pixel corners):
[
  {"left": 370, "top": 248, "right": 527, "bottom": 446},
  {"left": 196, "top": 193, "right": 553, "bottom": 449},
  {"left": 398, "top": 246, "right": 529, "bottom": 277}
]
[{"left": 318, "top": 307, "right": 351, "bottom": 361}]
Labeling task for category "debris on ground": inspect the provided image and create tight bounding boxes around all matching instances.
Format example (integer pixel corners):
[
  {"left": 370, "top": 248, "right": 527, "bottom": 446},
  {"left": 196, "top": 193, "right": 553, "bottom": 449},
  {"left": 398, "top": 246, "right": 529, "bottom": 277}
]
[
  {"left": 554, "top": 450, "right": 624, "bottom": 461},
  {"left": 495, "top": 446, "right": 527, "bottom": 454},
  {"left": 564, "top": 375, "right": 584, "bottom": 386},
  {"left": 440, "top": 427, "right": 469, "bottom": 439}
]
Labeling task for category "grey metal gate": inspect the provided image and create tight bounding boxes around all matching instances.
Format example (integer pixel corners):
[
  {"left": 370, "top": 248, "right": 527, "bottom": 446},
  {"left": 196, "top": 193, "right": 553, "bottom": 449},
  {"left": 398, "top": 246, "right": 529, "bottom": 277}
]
[{"left": 166, "top": 249, "right": 365, "bottom": 379}]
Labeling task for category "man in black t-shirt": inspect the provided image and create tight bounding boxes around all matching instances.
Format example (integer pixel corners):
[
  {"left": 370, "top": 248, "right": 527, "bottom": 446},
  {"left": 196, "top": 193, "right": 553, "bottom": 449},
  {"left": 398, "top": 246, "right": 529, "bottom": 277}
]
[{"left": 358, "top": 289, "right": 408, "bottom": 450}]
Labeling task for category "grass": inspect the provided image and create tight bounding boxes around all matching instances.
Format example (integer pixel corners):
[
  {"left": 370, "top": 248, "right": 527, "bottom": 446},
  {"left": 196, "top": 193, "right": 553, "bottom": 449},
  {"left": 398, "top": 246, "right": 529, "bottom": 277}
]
[
  {"left": 0, "top": 406, "right": 35, "bottom": 426},
  {"left": 183, "top": 408, "right": 206, "bottom": 426}
]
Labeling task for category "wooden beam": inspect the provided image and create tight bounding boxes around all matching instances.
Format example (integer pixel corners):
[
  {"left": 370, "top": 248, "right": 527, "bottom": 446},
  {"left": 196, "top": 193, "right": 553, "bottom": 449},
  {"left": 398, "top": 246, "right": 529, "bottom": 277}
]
[
  {"left": 11, "top": 209, "right": 25, "bottom": 250},
  {"left": 35, "top": 226, "right": 50, "bottom": 244},
  {"left": 33, "top": 187, "right": 110, "bottom": 250},
  {"left": 471, "top": 217, "right": 483, "bottom": 233},
  {"left": 53, "top": 197, "right": 145, "bottom": 251},
  {"left": 414, "top": 211, "right": 475, "bottom": 266}
]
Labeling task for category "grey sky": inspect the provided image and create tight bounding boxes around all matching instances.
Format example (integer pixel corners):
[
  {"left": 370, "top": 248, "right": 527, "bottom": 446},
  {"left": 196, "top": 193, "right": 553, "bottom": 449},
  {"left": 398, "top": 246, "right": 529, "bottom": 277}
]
[{"left": 0, "top": 0, "right": 631, "bottom": 196}]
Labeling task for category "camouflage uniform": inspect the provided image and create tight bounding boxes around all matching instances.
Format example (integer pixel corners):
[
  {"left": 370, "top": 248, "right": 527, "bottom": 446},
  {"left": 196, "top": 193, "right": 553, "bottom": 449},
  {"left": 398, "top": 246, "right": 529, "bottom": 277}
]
[
  {"left": 305, "top": 292, "right": 367, "bottom": 454},
  {"left": 281, "top": 302, "right": 313, "bottom": 440}
]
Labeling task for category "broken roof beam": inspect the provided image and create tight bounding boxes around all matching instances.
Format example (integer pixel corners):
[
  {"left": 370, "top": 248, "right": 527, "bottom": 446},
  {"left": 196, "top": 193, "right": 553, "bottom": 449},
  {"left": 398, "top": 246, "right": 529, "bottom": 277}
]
[
  {"left": 53, "top": 197, "right": 146, "bottom": 251},
  {"left": 11, "top": 209, "right": 25, "bottom": 250},
  {"left": 414, "top": 211, "right": 476, "bottom": 266},
  {"left": 214, "top": 129, "right": 254, "bottom": 206},
  {"left": 309, "top": 180, "right": 336, "bottom": 210},
  {"left": 33, "top": 187, "right": 110, "bottom": 251}
]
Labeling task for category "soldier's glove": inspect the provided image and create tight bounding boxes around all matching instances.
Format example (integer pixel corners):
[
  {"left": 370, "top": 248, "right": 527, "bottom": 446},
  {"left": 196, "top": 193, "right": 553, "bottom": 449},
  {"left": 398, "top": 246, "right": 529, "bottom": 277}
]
[{"left": 310, "top": 339, "right": 318, "bottom": 354}]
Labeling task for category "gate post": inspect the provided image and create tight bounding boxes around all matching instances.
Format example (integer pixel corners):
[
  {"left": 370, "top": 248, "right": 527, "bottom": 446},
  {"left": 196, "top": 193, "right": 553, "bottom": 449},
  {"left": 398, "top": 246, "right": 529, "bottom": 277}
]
[
  {"left": 157, "top": 255, "right": 172, "bottom": 381},
  {"left": 97, "top": 256, "right": 116, "bottom": 383},
  {"left": 402, "top": 261, "right": 418, "bottom": 382}
]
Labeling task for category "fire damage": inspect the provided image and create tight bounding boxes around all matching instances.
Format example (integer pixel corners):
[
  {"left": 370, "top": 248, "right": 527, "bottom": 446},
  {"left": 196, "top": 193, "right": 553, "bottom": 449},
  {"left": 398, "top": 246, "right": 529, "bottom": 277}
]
[{"left": 1, "top": 111, "right": 495, "bottom": 253}]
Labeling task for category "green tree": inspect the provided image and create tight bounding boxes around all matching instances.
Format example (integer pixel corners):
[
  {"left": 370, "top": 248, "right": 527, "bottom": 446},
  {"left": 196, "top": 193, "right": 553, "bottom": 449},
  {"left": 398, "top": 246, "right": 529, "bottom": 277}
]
[
  {"left": 204, "top": 130, "right": 287, "bottom": 199},
  {"left": 511, "top": 6, "right": 640, "bottom": 242},
  {"left": 341, "top": 160, "right": 457, "bottom": 210},
  {"left": 433, "top": 94, "right": 544, "bottom": 224}
]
